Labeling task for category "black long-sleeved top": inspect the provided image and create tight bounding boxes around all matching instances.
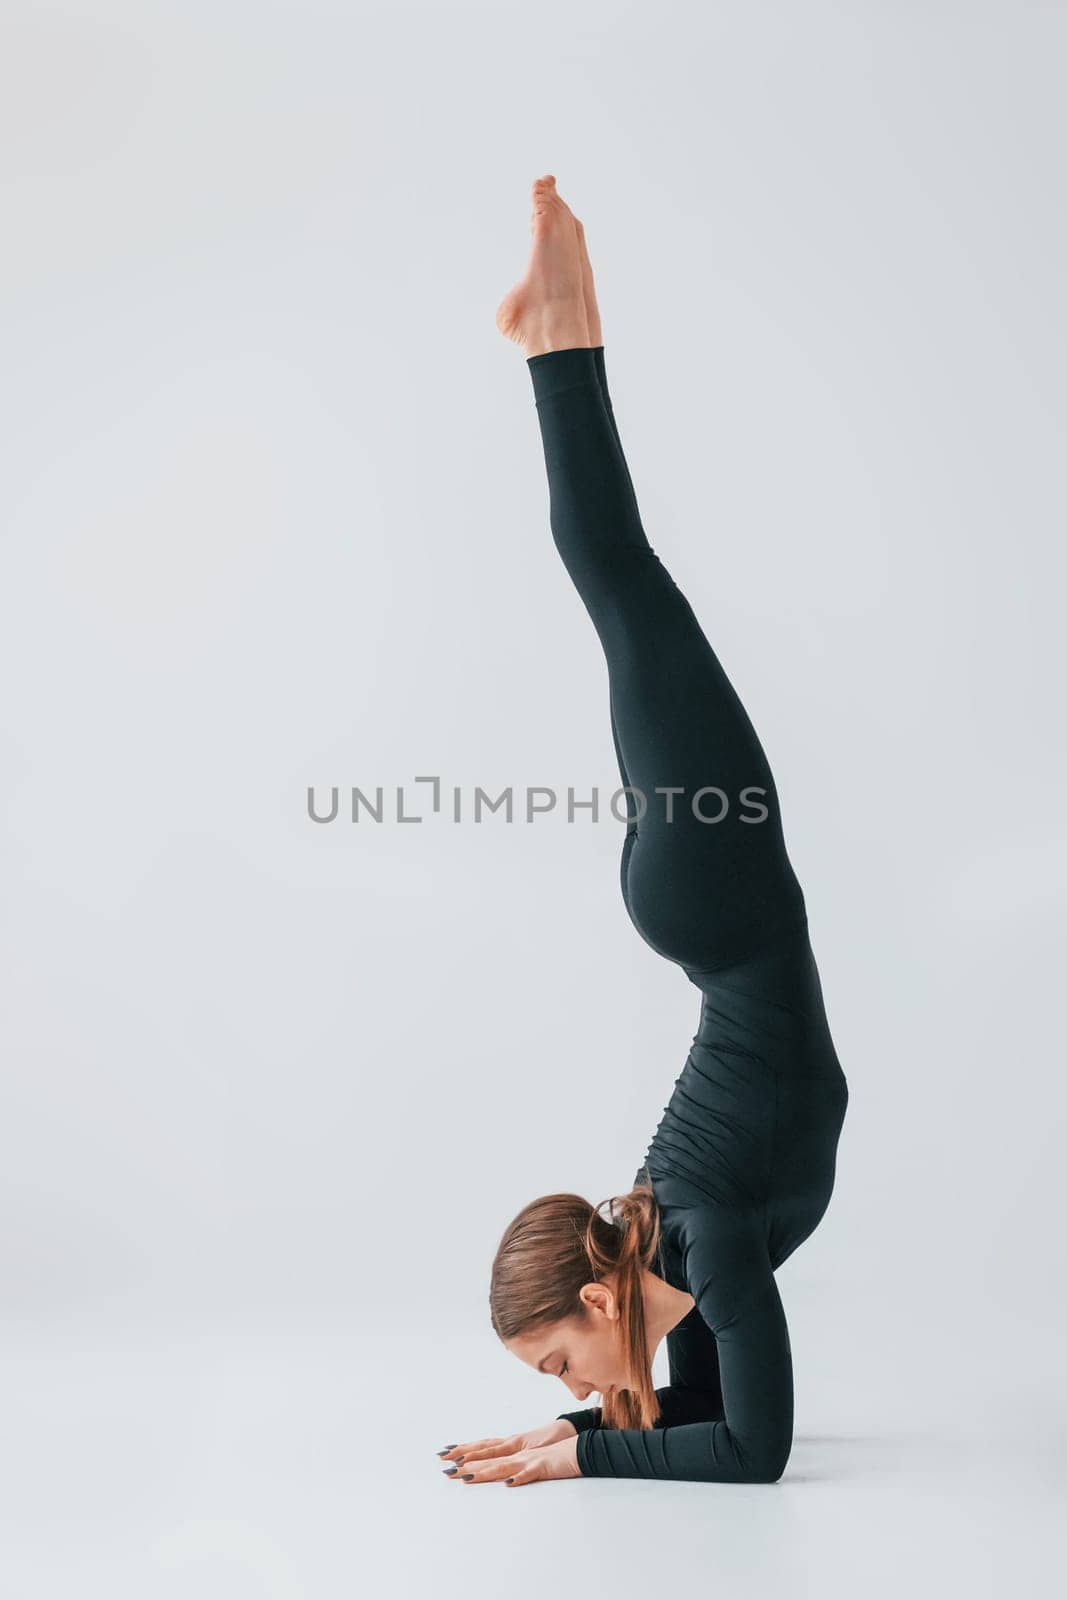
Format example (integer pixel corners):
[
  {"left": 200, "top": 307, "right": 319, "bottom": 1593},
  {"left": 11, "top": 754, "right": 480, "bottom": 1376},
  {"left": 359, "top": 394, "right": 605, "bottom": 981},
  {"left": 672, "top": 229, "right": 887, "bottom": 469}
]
[{"left": 526, "top": 346, "right": 849, "bottom": 1484}]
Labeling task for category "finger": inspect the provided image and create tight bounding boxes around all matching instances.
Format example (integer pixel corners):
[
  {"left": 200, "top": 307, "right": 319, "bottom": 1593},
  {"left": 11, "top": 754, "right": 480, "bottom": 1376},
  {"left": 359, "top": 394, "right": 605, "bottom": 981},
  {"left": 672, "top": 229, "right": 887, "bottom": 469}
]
[
  {"left": 450, "top": 1440, "right": 517, "bottom": 1465},
  {"left": 437, "top": 1437, "right": 503, "bottom": 1461},
  {"left": 457, "top": 1453, "right": 523, "bottom": 1485}
]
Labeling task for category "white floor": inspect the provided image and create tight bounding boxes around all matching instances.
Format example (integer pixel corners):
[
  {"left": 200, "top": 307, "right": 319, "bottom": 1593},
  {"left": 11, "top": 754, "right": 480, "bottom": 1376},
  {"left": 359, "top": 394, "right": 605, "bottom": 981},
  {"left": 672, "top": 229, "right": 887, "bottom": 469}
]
[{"left": 4, "top": 1307, "right": 1063, "bottom": 1600}]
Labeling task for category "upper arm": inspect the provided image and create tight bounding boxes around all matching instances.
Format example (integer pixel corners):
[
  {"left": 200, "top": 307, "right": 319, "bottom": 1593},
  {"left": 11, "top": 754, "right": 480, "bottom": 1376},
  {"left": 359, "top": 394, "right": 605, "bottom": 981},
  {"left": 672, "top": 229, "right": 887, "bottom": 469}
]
[{"left": 682, "top": 1206, "right": 793, "bottom": 1479}]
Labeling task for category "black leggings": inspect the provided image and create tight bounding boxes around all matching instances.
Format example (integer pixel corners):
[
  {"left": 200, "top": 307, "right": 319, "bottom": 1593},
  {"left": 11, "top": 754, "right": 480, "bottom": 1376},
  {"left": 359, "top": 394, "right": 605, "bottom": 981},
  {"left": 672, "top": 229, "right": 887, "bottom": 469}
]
[{"left": 527, "top": 345, "right": 808, "bottom": 976}]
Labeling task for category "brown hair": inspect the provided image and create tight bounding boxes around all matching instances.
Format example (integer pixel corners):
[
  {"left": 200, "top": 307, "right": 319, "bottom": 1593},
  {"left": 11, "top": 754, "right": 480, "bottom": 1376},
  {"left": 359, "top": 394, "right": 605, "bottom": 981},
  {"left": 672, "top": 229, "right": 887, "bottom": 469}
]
[{"left": 489, "top": 1181, "right": 663, "bottom": 1431}]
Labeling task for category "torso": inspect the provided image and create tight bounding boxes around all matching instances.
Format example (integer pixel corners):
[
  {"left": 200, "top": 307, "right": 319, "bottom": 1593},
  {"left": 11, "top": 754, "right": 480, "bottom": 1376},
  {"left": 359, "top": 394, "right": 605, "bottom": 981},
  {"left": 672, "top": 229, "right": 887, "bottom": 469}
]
[{"left": 633, "top": 917, "right": 849, "bottom": 1270}]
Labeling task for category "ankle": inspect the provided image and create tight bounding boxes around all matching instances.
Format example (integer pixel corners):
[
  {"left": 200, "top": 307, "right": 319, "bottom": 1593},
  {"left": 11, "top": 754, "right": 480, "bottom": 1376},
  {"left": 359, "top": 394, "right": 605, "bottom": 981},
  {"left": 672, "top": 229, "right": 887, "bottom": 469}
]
[{"left": 524, "top": 315, "right": 593, "bottom": 359}]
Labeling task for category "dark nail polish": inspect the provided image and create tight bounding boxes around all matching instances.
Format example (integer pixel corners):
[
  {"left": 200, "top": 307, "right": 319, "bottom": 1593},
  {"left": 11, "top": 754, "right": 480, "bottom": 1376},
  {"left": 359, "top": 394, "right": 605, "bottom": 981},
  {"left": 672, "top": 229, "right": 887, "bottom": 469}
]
[
  {"left": 455, "top": 1456, "right": 465, "bottom": 1465},
  {"left": 461, "top": 1474, "right": 474, "bottom": 1481},
  {"left": 443, "top": 1466, "right": 458, "bottom": 1475},
  {"left": 506, "top": 1477, "right": 515, "bottom": 1484}
]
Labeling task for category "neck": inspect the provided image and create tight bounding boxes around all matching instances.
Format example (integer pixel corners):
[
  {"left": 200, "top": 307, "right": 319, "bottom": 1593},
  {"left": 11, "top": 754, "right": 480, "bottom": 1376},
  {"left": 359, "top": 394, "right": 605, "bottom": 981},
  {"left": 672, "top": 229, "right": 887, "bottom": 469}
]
[{"left": 641, "top": 1267, "right": 696, "bottom": 1359}]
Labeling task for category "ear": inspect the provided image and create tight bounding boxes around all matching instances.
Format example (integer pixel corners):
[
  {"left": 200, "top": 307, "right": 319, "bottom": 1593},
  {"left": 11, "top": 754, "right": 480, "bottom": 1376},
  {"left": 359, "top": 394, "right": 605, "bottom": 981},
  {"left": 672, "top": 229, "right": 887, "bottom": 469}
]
[{"left": 581, "top": 1281, "right": 619, "bottom": 1320}]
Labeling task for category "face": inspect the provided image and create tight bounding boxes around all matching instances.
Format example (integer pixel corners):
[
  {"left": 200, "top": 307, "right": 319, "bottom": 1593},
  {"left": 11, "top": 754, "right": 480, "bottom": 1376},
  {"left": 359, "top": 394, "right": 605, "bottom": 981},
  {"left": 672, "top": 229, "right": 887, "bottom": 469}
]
[{"left": 505, "top": 1279, "right": 631, "bottom": 1404}]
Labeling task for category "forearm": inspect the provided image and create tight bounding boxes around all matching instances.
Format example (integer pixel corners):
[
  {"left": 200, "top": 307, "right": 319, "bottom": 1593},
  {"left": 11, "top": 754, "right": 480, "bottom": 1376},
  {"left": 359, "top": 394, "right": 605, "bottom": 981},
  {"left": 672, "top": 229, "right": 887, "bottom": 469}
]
[
  {"left": 575, "top": 1416, "right": 790, "bottom": 1484},
  {"left": 556, "top": 1406, "right": 600, "bottom": 1434},
  {"left": 558, "top": 1384, "right": 726, "bottom": 1438}
]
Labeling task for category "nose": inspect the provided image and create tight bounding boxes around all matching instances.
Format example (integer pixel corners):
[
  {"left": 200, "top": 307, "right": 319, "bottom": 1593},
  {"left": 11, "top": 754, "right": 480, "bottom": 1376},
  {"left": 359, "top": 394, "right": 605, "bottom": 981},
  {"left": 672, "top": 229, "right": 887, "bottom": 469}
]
[{"left": 563, "top": 1375, "right": 595, "bottom": 1402}]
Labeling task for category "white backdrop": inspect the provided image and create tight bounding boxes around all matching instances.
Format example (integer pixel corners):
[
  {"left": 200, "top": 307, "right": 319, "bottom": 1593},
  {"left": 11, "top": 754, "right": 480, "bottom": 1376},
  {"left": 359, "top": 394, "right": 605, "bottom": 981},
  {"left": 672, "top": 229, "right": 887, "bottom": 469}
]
[{"left": 1, "top": 2, "right": 1064, "bottom": 1595}]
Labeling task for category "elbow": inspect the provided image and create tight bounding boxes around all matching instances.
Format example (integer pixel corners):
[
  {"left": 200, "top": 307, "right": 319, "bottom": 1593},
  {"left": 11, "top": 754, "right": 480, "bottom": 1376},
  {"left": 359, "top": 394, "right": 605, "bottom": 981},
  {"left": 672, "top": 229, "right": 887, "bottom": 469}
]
[{"left": 740, "top": 1438, "right": 792, "bottom": 1484}]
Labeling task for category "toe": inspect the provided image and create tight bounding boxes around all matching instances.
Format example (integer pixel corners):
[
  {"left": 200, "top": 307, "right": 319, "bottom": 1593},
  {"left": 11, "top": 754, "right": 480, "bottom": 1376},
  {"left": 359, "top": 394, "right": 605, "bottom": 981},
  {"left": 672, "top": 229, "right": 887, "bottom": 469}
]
[{"left": 532, "top": 175, "right": 558, "bottom": 206}]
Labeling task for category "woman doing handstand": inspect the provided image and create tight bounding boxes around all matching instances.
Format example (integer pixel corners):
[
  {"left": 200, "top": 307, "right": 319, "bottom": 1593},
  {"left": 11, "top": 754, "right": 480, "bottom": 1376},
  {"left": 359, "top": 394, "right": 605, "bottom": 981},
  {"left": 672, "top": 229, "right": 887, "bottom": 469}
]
[{"left": 439, "top": 176, "right": 849, "bottom": 1489}]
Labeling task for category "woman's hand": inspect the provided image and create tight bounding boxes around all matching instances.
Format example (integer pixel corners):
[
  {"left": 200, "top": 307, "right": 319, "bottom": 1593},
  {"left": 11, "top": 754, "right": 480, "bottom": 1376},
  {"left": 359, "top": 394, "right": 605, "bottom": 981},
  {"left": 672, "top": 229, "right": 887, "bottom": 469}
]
[
  {"left": 438, "top": 1417, "right": 576, "bottom": 1467},
  {"left": 440, "top": 1430, "right": 580, "bottom": 1488}
]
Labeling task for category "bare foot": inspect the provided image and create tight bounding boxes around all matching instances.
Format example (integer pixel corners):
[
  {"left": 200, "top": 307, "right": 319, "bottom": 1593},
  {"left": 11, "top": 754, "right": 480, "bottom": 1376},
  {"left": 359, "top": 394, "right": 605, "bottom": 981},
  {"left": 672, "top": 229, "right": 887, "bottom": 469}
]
[{"left": 496, "top": 175, "right": 592, "bottom": 358}]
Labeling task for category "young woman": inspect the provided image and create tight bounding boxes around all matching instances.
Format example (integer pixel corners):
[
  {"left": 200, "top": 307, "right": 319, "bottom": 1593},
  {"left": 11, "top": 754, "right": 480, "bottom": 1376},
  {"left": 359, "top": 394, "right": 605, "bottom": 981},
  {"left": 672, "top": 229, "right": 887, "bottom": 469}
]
[{"left": 438, "top": 177, "right": 849, "bottom": 1489}]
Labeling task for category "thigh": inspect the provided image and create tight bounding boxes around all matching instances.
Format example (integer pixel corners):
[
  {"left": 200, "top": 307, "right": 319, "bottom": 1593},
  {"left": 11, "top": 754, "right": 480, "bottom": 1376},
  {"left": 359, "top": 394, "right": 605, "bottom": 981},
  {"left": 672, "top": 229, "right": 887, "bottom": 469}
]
[{"left": 602, "top": 548, "right": 805, "bottom": 970}]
